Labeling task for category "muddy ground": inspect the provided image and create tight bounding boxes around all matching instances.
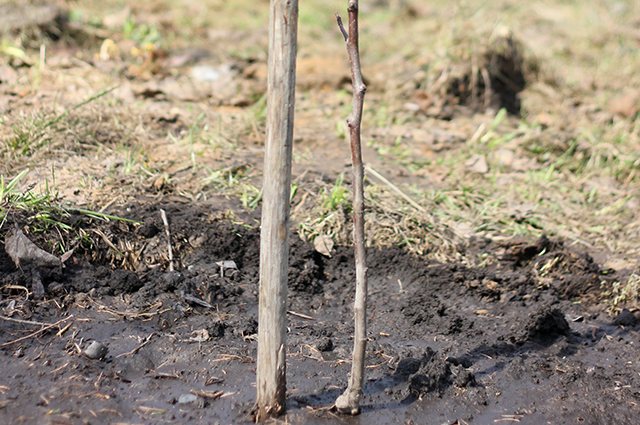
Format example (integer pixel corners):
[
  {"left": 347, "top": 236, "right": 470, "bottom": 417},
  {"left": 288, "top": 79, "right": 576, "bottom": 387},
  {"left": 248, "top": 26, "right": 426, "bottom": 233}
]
[
  {"left": 2, "top": 0, "right": 640, "bottom": 424},
  {"left": 1, "top": 200, "right": 639, "bottom": 424}
]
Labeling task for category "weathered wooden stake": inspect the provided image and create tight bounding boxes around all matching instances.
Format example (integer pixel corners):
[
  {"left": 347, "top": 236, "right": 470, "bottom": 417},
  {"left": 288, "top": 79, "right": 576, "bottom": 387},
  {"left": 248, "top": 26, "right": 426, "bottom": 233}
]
[
  {"left": 335, "top": 0, "right": 369, "bottom": 415},
  {"left": 256, "top": 0, "right": 298, "bottom": 421}
]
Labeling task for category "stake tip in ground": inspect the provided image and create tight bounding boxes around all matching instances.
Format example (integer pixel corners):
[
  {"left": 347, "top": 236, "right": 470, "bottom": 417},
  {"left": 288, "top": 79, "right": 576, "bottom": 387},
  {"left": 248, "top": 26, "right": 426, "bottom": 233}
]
[{"left": 334, "top": 393, "right": 361, "bottom": 415}]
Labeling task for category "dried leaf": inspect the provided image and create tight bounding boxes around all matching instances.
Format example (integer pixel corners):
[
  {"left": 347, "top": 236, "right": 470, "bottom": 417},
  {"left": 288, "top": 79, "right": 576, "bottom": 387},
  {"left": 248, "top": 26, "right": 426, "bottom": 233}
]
[
  {"left": 60, "top": 248, "right": 75, "bottom": 264},
  {"left": 313, "top": 235, "right": 334, "bottom": 257},
  {"left": 4, "top": 227, "right": 61, "bottom": 269},
  {"left": 215, "top": 260, "right": 238, "bottom": 270}
]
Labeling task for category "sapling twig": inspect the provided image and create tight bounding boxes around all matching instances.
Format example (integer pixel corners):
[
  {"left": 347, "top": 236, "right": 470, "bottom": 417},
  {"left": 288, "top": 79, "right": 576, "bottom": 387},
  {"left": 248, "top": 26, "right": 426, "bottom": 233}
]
[{"left": 334, "top": 0, "right": 369, "bottom": 415}]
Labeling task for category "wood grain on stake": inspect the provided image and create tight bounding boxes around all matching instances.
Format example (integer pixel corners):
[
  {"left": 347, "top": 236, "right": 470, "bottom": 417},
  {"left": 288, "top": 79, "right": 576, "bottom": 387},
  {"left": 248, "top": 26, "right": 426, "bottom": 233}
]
[
  {"left": 335, "top": 0, "right": 369, "bottom": 415},
  {"left": 256, "top": 0, "right": 298, "bottom": 421}
]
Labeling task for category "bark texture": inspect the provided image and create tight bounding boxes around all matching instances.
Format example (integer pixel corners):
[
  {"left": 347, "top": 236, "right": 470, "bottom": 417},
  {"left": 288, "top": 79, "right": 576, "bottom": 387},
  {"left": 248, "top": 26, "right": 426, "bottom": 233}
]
[
  {"left": 256, "top": 0, "right": 298, "bottom": 421},
  {"left": 334, "top": 0, "right": 369, "bottom": 415}
]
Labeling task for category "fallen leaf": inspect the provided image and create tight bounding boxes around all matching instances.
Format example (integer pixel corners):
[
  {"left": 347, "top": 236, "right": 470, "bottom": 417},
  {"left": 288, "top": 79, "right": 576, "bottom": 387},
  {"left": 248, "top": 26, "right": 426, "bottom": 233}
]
[
  {"left": 313, "top": 235, "right": 334, "bottom": 257},
  {"left": 60, "top": 248, "right": 75, "bottom": 264},
  {"left": 215, "top": 260, "right": 238, "bottom": 270},
  {"left": 152, "top": 175, "right": 166, "bottom": 190},
  {"left": 4, "top": 227, "right": 61, "bottom": 269},
  {"left": 215, "top": 260, "right": 238, "bottom": 277}
]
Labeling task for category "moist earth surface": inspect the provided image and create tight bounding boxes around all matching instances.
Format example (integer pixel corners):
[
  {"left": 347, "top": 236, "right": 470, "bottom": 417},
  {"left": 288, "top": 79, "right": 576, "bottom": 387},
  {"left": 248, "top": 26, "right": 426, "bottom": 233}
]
[{"left": 1, "top": 203, "right": 638, "bottom": 425}]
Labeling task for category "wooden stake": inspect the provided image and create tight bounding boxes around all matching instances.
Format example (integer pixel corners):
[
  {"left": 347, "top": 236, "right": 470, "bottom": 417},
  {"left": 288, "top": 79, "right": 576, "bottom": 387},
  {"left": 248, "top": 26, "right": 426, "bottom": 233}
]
[
  {"left": 335, "top": 0, "right": 369, "bottom": 415},
  {"left": 256, "top": 0, "right": 298, "bottom": 421}
]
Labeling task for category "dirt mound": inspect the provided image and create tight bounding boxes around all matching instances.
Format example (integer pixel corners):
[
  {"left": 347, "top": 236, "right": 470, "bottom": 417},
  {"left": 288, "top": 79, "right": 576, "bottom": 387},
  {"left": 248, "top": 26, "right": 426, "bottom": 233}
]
[
  {"left": 510, "top": 306, "right": 570, "bottom": 344},
  {"left": 0, "top": 205, "right": 610, "bottom": 310},
  {"left": 0, "top": 3, "right": 66, "bottom": 36},
  {"left": 413, "top": 28, "right": 539, "bottom": 117},
  {"left": 0, "top": 202, "right": 332, "bottom": 306},
  {"left": 497, "top": 235, "right": 604, "bottom": 299},
  {"left": 394, "top": 348, "right": 476, "bottom": 398},
  {"left": 0, "top": 2, "right": 101, "bottom": 62}
]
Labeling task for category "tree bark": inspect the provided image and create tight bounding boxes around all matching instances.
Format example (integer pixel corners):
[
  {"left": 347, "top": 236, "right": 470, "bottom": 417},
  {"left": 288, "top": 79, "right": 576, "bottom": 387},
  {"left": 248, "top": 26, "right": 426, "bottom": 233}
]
[
  {"left": 256, "top": 0, "right": 298, "bottom": 421},
  {"left": 334, "top": 0, "right": 369, "bottom": 416}
]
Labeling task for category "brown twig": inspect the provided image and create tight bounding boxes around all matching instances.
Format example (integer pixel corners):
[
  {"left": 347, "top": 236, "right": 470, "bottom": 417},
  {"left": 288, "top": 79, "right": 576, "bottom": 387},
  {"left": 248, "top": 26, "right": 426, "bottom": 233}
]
[
  {"left": 116, "top": 332, "right": 155, "bottom": 358},
  {"left": 91, "top": 229, "right": 122, "bottom": 256},
  {"left": 190, "top": 389, "right": 225, "bottom": 400},
  {"left": 0, "top": 315, "right": 53, "bottom": 326},
  {"left": 0, "top": 315, "right": 74, "bottom": 347},
  {"left": 136, "top": 406, "right": 167, "bottom": 415},
  {"left": 365, "top": 165, "right": 426, "bottom": 213},
  {"left": 334, "top": 0, "right": 369, "bottom": 416},
  {"left": 159, "top": 209, "right": 175, "bottom": 272},
  {"left": 286, "top": 310, "right": 315, "bottom": 320},
  {"left": 89, "top": 297, "right": 169, "bottom": 319},
  {"left": 56, "top": 323, "right": 72, "bottom": 337}
]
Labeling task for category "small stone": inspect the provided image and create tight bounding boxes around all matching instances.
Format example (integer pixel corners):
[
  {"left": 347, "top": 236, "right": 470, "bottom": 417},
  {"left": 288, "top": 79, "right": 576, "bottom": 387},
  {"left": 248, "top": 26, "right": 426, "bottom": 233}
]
[
  {"left": 404, "top": 102, "right": 421, "bottom": 112},
  {"left": 178, "top": 394, "right": 198, "bottom": 404},
  {"left": 465, "top": 154, "right": 489, "bottom": 174},
  {"left": 494, "top": 148, "right": 515, "bottom": 167},
  {"left": 84, "top": 341, "right": 108, "bottom": 360},
  {"left": 608, "top": 90, "right": 640, "bottom": 118},
  {"left": 190, "top": 64, "right": 233, "bottom": 83},
  {"left": 189, "top": 329, "right": 210, "bottom": 343}
]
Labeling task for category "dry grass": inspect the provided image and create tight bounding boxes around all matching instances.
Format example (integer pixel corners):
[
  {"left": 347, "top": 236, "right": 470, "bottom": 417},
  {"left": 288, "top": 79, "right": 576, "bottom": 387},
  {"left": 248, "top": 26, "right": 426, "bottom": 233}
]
[{"left": 608, "top": 273, "right": 640, "bottom": 313}]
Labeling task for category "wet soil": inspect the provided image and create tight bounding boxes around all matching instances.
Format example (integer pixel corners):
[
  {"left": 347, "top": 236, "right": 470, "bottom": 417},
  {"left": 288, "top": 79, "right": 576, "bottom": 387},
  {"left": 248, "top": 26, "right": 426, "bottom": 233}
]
[{"left": 1, "top": 202, "right": 639, "bottom": 424}]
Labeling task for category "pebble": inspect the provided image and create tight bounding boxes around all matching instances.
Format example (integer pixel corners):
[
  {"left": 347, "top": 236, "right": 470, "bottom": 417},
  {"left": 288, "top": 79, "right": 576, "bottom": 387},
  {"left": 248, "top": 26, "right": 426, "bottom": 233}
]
[
  {"left": 178, "top": 394, "right": 198, "bottom": 404},
  {"left": 84, "top": 341, "right": 108, "bottom": 360}
]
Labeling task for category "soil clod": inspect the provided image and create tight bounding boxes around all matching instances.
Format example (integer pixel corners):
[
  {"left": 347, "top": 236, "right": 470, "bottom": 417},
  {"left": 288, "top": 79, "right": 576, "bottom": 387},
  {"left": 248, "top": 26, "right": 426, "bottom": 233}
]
[
  {"left": 512, "top": 306, "right": 570, "bottom": 344},
  {"left": 613, "top": 308, "right": 638, "bottom": 327},
  {"left": 315, "top": 337, "right": 334, "bottom": 352},
  {"left": 401, "top": 349, "right": 476, "bottom": 398}
]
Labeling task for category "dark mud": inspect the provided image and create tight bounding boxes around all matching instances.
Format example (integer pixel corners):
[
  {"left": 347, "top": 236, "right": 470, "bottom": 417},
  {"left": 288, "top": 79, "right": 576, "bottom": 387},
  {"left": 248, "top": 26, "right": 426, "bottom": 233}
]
[{"left": 1, "top": 202, "right": 639, "bottom": 424}]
